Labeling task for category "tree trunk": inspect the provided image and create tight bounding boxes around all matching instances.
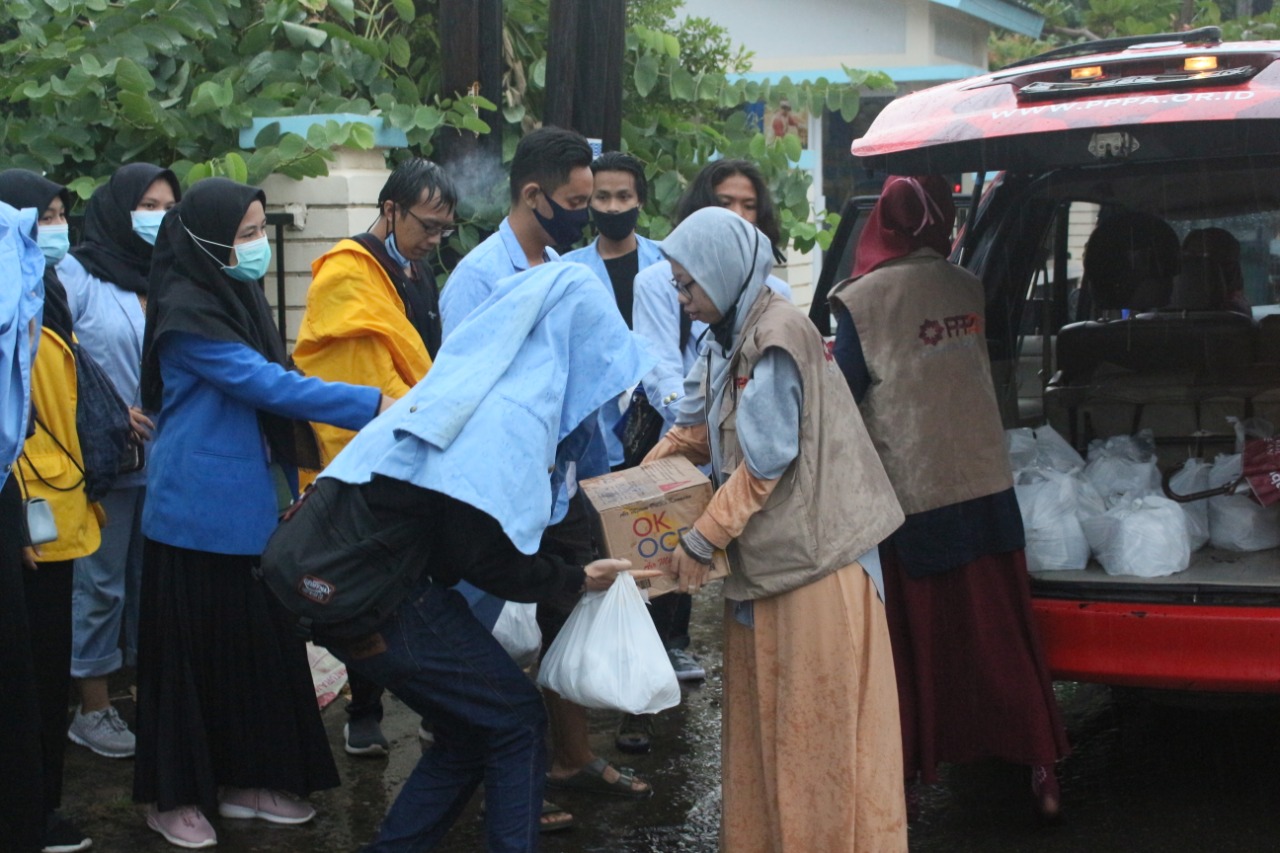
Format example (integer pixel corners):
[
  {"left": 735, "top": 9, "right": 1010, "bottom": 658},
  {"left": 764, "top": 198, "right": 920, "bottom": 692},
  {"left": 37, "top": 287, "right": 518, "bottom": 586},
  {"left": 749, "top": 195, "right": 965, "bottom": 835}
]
[
  {"left": 545, "top": 0, "right": 624, "bottom": 152},
  {"left": 438, "top": 0, "right": 503, "bottom": 165}
]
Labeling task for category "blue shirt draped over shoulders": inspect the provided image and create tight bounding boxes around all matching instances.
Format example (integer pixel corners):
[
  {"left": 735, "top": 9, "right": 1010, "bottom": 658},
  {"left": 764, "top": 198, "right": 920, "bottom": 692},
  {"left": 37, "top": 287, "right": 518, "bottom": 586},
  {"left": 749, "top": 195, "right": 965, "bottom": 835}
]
[
  {"left": 436, "top": 218, "right": 611, "bottom": 479},
  {"left": 562, "top": 234, "right": 664, "bottom": 468},
  {"left": 0, "top": 204, "right": 44, "bottom": 481}
]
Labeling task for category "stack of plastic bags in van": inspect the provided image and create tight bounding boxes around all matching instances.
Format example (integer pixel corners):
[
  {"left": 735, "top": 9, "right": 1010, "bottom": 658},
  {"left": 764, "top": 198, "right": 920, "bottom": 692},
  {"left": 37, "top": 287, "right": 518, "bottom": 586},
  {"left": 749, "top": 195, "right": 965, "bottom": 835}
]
[
  {"left": 1078, "top": 431, "right": 1190, "bottom": 577},
  {"left": 1008, "top": 426, "right": 1191, "bottom": 577},
  {"left": 1007, "top": 425, "right": 1101, "bottom": 573},
  {"left": 1010, "top": 419, "right": 1280, "bottom": 578}
]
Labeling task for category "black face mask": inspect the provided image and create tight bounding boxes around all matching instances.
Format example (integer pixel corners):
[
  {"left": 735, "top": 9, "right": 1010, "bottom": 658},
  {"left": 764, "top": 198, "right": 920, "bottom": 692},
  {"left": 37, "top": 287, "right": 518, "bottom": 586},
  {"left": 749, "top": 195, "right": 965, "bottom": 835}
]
[
  {"left": 590, "top": 206, "right": 640, "bottom": 243},
  {"left": 534, "top": 188, "right": 590, "bottom": 249}
]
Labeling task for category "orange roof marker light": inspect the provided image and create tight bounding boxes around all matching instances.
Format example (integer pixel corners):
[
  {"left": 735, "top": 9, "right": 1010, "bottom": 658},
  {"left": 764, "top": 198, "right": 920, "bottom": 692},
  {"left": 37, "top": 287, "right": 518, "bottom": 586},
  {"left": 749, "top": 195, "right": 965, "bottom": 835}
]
[
  {"left": 1070, "top": 65, "right": 1104, "bottom": 80},
  {"left": 1184, "top": 55, "right": 1219, "bottom": 72}
]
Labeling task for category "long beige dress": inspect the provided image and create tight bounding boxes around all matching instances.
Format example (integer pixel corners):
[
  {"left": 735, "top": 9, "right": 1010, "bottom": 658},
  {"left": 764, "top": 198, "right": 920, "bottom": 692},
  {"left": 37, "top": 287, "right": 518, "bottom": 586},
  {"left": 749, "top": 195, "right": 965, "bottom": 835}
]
[{"left": 721, "top": 562, "right": 907, "bottom": 853}]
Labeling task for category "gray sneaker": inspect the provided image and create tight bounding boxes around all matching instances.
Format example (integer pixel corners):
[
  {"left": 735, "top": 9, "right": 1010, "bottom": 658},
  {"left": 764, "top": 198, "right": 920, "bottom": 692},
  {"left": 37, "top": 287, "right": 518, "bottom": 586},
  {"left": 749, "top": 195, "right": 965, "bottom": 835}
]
[
  {"left": 67, "top": 705, "right": 135, "bottom": 758},
  {"left": 668, "top": 648, "right": 706, "bottom": 682},
  {"left": 343, "top": 717, "right": 389, "bottom": 757}
]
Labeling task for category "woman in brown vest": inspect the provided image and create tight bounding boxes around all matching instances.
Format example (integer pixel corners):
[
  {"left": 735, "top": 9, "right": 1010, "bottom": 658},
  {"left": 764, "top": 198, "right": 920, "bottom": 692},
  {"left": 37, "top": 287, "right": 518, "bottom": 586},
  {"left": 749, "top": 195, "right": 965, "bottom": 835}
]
[
  {"left": 828, "top": 176, "right": 1069, "bottom": 820},
  {"left": 647, "top": 207, "right": 908, "bottom": 852}
]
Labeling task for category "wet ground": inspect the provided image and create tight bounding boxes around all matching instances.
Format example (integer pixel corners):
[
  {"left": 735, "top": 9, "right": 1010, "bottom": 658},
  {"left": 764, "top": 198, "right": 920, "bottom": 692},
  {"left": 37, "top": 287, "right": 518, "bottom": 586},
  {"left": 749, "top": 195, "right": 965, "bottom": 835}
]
[{"left": 65, "top": 586, "right": 1280, "bottom": 851}]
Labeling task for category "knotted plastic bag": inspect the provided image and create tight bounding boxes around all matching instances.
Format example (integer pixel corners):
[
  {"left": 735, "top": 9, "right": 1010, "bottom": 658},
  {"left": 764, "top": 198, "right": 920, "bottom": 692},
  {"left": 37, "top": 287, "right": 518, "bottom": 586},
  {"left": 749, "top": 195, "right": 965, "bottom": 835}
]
[
  {"left": 537, "top": 572, "right": 680, "bottom": 715},
  {"left": 1084, "top": 431, "right": 1161, "bottom": 506},
  {"left": 1208, "top": 453, "right": 1280, "bottom": 552},
  {"left": 1168, "top": 458, "right": 1212, "bottom": 552},
  {"left": 454, "top": 582, "right": 542, "bottom": 668},
  {"left": 1082, "top": 495, "right": 1191, "bottom": 577},
  {"left": 492, "top": 602, "right": 541, "bottom": 669}
]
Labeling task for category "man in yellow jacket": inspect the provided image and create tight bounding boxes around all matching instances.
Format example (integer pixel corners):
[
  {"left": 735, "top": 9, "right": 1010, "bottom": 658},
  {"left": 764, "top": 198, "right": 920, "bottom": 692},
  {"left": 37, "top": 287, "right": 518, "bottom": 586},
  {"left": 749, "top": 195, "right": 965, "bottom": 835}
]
[{"left": 292, "top": 158, "right": 457, "bottom": 758}]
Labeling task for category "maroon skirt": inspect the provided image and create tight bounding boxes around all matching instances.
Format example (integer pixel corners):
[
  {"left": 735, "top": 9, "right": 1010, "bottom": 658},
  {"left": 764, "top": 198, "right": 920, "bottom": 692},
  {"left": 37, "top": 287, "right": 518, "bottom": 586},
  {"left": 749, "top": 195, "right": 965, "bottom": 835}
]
[{"left": 880, "top": 544, "right": 1069, "bottom": 783}]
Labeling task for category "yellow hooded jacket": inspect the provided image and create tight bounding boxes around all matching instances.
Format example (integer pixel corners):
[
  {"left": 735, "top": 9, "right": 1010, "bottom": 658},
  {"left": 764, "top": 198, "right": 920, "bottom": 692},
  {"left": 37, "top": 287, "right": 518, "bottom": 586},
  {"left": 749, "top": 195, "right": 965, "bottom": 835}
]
[
  {"left": 16, "top": 327, "right": 102, "bottom": 561},
  {"left": 293, "top": 238, "right": 433, "bottom": 480}
]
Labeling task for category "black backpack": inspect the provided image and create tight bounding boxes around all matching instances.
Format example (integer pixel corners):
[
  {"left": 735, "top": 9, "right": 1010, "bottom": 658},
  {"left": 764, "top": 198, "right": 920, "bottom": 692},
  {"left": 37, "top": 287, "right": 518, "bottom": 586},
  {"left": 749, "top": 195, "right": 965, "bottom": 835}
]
[
  {"left": 72, "top": 343, "right": 135, "bottom": 501},
  {"left": 258, "top": 477, "right": 431, "bottom": 642}
]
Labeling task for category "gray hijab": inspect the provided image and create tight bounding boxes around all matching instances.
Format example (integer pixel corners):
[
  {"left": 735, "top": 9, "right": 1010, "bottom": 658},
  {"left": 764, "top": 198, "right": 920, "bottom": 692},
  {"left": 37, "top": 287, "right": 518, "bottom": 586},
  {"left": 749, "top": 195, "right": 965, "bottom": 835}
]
[{"left": 661, "top": 206, "right": 774, "bottom": 353}]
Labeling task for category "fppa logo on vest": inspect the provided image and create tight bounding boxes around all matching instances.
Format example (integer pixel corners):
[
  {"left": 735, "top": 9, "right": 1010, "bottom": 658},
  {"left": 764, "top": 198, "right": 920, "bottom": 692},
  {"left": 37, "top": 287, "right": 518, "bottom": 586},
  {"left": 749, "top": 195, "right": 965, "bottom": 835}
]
[{"left": 918, "top": 312, "right": 984, "bottom": 347}]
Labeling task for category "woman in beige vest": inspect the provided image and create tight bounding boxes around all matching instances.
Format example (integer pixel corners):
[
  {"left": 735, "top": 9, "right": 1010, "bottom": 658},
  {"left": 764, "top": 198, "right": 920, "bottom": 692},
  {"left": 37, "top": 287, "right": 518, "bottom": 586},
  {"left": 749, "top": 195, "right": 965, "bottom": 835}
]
[
  {"left": 647, "top": 207, "right": 908, "bottom": 852},
  {"left": 828, "top": 176, "right": 1069, "bottom": 820}
]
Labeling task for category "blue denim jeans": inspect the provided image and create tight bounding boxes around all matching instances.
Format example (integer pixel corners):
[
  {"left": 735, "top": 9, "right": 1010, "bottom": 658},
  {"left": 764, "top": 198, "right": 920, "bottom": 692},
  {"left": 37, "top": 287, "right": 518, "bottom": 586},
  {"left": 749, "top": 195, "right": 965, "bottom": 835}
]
[
  {"left": 330, "top": 578, "right": 547, "bottom": 853},
  {"left": 71, "top": 485, "right": 145, "bottom": 676}
]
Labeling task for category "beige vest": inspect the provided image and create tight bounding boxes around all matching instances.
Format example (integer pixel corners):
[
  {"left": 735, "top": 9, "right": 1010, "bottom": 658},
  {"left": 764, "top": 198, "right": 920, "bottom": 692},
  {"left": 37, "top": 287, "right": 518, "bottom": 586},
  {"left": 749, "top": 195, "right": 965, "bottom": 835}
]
[
  {"left": 714, "top": 289, "right": 905, "bottom": 600},
  {"left": 830, "top": 249, "right": 1012, "bottom": 515}
]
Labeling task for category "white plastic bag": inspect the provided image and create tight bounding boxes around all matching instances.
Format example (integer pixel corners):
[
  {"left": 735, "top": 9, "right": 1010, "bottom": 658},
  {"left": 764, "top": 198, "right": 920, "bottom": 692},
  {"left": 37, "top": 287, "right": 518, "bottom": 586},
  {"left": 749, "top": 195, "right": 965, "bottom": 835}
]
[
  {"left": 1168, "top": 458, "right": 1212, "bottom": 552},
  {"left": 1208, "top": 453, "right": 1280, "bottom": 552},
  {"left": 1006, "top": 424, "right": 1085, "bottom": 475},
  {"left": 492, "top": 602, "right": 542, "bottom": 669},
  {"left": 1006, "top": 428, "right": 1037, "bottom": 472},
  {"left": 1015, "top": 470, "right": 1092, "bottom": 571},
  {"left": 1081, "top": 495, "right": 1191, "bottom": 577},
  {"left": 1035, "top": 424, "right": 1086, "bottom": 473},
  {"left": 1084, "top": 431, "right": 1160, "bottom": 506},
  {"left": 537, "top": 573, "right": 680, "bottom": 715}
]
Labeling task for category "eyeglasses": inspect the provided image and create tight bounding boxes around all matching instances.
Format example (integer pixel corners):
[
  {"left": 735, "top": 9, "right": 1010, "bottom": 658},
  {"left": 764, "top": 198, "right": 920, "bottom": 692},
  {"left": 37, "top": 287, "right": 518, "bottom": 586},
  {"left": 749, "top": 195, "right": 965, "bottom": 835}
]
[
  {"left": 671, "top": 277, "right": 694, "bottom": 299},
  {"left": 402, "top": 207, "right": 456, "bottom": 240}
]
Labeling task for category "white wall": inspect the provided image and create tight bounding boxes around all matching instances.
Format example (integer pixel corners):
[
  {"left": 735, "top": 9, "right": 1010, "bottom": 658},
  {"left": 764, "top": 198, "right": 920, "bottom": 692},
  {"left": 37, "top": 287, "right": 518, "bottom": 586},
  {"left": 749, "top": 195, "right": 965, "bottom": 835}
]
[{"left": 680, "top": 0, "right": 918, "bottom": 72}]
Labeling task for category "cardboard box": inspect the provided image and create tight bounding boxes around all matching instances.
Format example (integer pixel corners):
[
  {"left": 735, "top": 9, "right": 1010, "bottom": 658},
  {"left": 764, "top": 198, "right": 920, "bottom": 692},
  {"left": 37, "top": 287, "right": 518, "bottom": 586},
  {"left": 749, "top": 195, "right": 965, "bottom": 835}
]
[{"left": 580, "top": 456, "right": 730, "bottom": 597}]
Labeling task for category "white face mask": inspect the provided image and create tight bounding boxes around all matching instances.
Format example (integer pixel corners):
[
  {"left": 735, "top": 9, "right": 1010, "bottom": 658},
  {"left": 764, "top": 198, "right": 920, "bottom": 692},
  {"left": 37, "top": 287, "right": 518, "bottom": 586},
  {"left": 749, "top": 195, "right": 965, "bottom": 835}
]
[{"left": 131, "top": 210, "right": 166, "bottom": 245}]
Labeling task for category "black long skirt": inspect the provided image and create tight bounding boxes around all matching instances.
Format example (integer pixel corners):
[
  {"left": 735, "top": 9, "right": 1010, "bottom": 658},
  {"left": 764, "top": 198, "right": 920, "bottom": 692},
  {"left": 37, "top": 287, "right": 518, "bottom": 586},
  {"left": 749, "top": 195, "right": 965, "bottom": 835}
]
[{"left": 132, "top": 539, "right": 340, "bottom": 813}]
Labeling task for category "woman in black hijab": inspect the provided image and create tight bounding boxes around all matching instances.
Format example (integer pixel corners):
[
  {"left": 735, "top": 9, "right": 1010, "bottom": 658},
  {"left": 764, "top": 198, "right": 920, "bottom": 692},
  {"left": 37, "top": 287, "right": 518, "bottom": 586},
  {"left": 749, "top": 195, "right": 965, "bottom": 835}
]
[
  {"left": 132, "top": 178, "right": 391, "bottom": 850},
  {"left": 59, "top": 163, "right": 180, "bottom": 760},
  {"left": 0, "top": 171, "right": 93, "bottom": 853},
  {"left": 69, "top": 162, "right": 178, "bottom": 294}
]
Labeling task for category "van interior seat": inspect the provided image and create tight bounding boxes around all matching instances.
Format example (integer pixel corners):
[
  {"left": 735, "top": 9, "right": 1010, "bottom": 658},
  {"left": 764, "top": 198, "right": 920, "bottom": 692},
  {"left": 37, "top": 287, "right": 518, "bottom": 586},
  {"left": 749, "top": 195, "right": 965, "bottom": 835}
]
[
  {"left": 1259, "top": 315, "right": 1280, "bottom": 364},
  {"left": 1055, "top": 313, "right": 1256, "bottom": 385}
]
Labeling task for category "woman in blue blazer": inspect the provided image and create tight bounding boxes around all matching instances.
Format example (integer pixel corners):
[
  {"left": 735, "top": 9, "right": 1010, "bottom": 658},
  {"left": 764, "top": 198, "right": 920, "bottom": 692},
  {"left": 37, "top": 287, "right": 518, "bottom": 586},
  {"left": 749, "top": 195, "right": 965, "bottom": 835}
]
[{"left": 132, "top": 178, "right": 390, "bottom": 850}]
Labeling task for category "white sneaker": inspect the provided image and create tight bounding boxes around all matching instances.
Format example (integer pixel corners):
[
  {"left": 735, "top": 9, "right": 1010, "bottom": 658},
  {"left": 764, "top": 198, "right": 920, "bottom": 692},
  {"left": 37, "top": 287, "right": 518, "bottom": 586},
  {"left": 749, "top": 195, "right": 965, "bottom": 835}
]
[{"left": 67, "top": 705, "right": 136, "bottom": 758}]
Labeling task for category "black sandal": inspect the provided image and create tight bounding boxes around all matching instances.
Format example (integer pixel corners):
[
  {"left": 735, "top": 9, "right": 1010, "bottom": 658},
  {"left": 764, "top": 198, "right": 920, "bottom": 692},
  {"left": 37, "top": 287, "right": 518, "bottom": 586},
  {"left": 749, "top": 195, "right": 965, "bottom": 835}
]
[
  {"left": 615, "top": 713, "right": 654, "bottom": 754},
  {"left": 546, "top": 757, "right": 653, "bottom": 798}
]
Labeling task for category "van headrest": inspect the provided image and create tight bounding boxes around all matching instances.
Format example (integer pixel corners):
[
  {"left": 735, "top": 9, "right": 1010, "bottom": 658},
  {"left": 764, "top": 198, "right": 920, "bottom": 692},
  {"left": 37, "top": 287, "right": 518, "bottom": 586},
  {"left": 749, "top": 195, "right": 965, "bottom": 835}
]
[
  {"left": 1083, "top": 211, "right": 1180, "bottom": 311},
  {"left": 1172, "top": 228, "right": 1244, "bottom": 311}
]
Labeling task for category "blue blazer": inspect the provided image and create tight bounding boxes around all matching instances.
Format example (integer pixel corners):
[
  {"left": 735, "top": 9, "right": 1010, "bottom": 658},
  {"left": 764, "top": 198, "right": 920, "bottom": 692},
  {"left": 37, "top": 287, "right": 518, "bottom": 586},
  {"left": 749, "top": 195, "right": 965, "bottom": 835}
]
[{"left": 142, "top": 332, "right": 381, "bottom": 556}]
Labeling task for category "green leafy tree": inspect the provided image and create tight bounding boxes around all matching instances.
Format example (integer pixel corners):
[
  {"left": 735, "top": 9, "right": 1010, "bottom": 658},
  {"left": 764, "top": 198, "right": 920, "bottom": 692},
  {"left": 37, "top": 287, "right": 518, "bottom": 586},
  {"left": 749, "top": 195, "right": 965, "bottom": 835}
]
[
  {"left": 0, "top": 0, "right": 491, "bottom": 195},
  {"left": 985, "top": 0, "right": 1269, "bottom": 68},
  {"left": 1, "top": 0, "right": 889, "bottom": 253}
]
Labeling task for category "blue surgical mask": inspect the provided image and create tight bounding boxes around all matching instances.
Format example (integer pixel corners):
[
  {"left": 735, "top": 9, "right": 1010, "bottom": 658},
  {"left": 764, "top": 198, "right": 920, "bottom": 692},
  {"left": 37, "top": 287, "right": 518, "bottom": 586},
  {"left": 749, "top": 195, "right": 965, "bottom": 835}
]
[
  {"left": 384, "top": 231, "right": 410, "bottom": 269},
  {"left": 131, "top": 210, "right": 166, "bottom": 245},
  {"left": 222, "top": 235, "right": 272, "bottom": 283},
  {"left": 182, "top": 219, "right": 272, "bottom": 283},
  {"left": 37, "top": 224, "right": 70, "bottom": 264}
]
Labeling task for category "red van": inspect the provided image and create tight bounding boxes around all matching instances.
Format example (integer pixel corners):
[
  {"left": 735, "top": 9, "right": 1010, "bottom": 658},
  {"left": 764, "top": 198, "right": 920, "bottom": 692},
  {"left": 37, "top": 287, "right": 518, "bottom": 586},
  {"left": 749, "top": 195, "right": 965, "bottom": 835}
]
[{"left": 815, "top": 27, "right": 1280, "bottom": 693}]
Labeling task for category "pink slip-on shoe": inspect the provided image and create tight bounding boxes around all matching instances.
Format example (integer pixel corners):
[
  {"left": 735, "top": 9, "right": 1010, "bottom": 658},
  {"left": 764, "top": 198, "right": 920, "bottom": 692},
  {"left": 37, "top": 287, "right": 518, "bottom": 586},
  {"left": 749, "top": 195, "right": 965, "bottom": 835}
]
[
  {"left": 218, "top": 787, "right": 316, "bottom": 825},
  {"left": 146, "top": 805, "right": 217, "bottom": 849}
]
